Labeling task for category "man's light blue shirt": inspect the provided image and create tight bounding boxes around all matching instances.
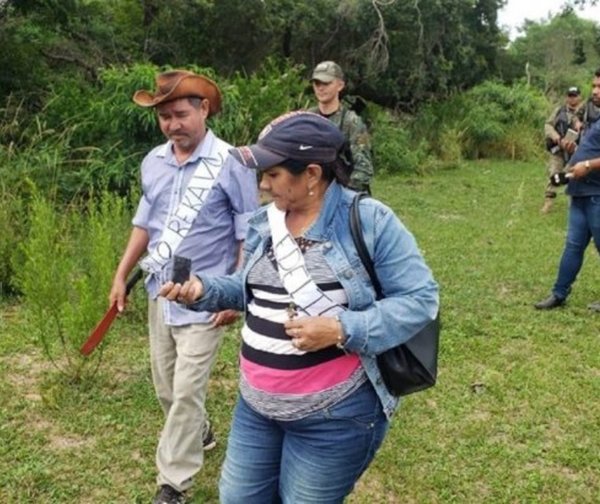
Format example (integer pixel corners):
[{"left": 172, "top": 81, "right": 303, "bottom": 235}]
[{"left": 133, "top": 129, "right": 258, "bottom": 325}]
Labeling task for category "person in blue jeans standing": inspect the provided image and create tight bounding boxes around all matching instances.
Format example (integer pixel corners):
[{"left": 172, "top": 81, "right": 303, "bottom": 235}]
[
  {"left": 160, "top": 111, "right": 439, "bottom": 503},
  {"left": 535, "top": 69, "right": 600, "bottom": 311}
]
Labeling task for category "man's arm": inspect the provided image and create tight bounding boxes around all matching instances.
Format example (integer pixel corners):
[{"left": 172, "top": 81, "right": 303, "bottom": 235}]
[
  {"left": 109, "top": 226, "right": 149, "bottom": 312},
  {"left": 346, "top": 113, "right": 374, "bottom": 192},
  {"left": 571, "top": 157, "right": 600, "bottom": 179},
  {"left": 544, "top": 107, "right": 561, "bottom": 143},
  {"left": 209, "top": 157, "right": 258, "bottom": 327},
  {"left": 235, "top": 239, "right": 245, "bottom": 269}
]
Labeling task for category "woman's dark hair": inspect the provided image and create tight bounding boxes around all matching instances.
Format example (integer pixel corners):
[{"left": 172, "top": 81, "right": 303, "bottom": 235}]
[{"left": 281, "top": 141, "right": 353, "bottom": 187}]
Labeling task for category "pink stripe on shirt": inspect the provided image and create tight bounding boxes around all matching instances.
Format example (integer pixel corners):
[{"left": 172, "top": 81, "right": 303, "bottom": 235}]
[{"left": 240, "top": 354, "right": 362, "bottom": 394}]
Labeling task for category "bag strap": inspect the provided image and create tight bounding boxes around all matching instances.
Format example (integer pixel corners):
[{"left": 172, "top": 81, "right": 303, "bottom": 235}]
[{"left": 350, "top": 193, "right": 383, "bottom": 300}]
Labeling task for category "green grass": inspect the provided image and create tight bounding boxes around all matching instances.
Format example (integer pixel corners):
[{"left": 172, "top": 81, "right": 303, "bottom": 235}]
[{"left": 1, "top": 160, "right": 599, "bottom": 503}]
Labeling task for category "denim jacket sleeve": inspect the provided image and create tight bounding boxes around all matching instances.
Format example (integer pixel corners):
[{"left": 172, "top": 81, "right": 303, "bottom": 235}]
[
  {"left": 187, "top": 221, "right": 263, "bottom": 313},
  {"left": 335, "top": 197, "right": 439, "bottom": 356}
]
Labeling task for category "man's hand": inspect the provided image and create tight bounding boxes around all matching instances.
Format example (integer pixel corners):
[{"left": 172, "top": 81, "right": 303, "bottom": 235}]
[
  {"left": 560, "top": 138, "right": 577, "bottom": 154},
  {"left": 211, "top": 310, "right": 239, "bottom": 327},
  {"left": 109, "top": 278, "right": 127, "bottom": 313},
  {"left": 159, "top": 275, "right": 204, "bottom": 304},
  {"left": 571, "top": 161, "right": 591, "bottom": 180}
]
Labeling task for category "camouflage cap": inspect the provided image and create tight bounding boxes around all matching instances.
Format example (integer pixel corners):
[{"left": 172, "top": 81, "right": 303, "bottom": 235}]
[{"left": 311, "top": 61, "right": 344, "bottom": 83}]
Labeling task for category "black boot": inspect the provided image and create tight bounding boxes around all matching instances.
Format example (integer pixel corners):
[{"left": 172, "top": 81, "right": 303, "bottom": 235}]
[{"left": 534, "top": 294, "right": 565, "bottom": 310}]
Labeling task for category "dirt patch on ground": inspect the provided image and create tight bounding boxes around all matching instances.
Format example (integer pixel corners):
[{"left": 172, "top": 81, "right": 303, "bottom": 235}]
[
  {"left": 2, "top": 351, "right": 51, "bottom": 399},
  {"left": 2, "top": 350, "right": 96, "bottom": 452}
]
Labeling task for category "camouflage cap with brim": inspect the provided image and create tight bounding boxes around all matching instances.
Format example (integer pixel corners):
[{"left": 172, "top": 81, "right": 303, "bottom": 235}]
[{"left": 310, "top": 61, "right": 344, "bottom": 83}]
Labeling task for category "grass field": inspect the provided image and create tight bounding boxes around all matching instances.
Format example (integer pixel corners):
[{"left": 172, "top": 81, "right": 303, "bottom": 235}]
[{"left": 1, "top": 160, "right": 599, "bottom": 503}]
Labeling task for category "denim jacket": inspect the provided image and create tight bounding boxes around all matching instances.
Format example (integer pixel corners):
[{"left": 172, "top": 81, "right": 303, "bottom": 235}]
[{"left": 190, "top": 181, "right": 439, "bottom": 419}]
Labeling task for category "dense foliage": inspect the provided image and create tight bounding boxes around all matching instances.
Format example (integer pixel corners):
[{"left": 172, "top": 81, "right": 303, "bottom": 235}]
[{"left": 1, "top": 0, "right": 507, "bottom": 111}]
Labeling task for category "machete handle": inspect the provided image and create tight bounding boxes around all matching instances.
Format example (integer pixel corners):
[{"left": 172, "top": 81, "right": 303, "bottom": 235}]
[{"left": 125, "top": 268, "right": 143, "bottom": 295}]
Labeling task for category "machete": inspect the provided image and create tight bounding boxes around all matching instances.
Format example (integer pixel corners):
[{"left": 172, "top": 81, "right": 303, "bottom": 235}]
[{"left": 80, "top": 269, "right": 143, "bottom": 356}]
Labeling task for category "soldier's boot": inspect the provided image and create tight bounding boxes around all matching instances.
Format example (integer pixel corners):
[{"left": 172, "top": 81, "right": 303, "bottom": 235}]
[{"left": 540, "top": 198, "right": 554, "bottom": 214}]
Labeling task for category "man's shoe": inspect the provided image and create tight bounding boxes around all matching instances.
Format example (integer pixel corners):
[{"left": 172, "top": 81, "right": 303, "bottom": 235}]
[
  {"left": 534, "top": 294, "right": 565, "bottom": 310},
  {"left": 202, "top": 420, "right": 216, "bottom": 451},
  {"left": 587, "top": 300, "right": 600, "bottom": 312},
  {"left": 152, "top": 485, "right": 186, "bottom": 504}
]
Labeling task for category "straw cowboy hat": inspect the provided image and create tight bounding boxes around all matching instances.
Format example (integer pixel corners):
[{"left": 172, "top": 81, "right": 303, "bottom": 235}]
[{"left": 132, "top": 70, "right": 222, "bottom": 116}]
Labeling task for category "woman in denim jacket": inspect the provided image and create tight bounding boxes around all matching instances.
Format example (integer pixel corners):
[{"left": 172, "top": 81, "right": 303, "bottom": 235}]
[{"left": 161, "top": 111, "right": 439, "bottom": 503}]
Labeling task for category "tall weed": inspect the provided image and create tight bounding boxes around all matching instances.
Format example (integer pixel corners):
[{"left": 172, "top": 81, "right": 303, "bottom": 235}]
[
  {"left": 14, "top": 188, "right": 133, "bottom": 381},
  {"left": 0, "top": 186, "right": 24, "bottom": 296}
]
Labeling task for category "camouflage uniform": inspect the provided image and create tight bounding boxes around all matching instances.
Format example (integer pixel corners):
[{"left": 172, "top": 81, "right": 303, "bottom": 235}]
[
  {"left": 543, "top": 104, "right": 581, "bottom": 199},
  {"left": 578, "top": 98, "right": 600, "bottom": 134},
  {"left": 309, "top": 105, "right": 373, "bottom": 192}
]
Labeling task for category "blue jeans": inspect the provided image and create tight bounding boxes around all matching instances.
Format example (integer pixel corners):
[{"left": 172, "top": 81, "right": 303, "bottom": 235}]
[
  {"left": 219, "top": 381, "right": 389, "bottom": 504},
  {"left": 553, "top": 196, "right": 600, "bottom": 299}
]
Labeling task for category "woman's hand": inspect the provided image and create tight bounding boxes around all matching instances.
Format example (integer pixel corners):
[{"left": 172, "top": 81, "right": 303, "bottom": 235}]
[
  {"left": 284, "top": 316, "right": 345, "bottom": 352},
  {"left": 159, "top": 275, "right": 204, "bottom": 304}
]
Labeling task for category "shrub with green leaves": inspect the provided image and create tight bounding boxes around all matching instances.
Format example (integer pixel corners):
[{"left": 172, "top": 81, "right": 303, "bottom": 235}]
[
  {"left": 212, "top": 58, "right": 310, "bottom": 146},
  {"left": 14, "top": 188, "right": 133, "bottom": 381},
  {"left": 414, "top": 81, "right": 548, "bottom": 162},
  {"left": 370, "top": 107, "right": 432, "bottom": 175}
]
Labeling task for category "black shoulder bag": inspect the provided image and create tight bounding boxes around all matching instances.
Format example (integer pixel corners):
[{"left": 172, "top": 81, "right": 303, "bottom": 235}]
[{"left": 350, "top": 192, "right": 440, "bottom": 397}]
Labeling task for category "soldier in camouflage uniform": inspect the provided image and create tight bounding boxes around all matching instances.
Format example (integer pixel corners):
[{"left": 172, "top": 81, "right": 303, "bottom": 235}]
[
  {"left": 309, "top": 61, "right": 373, "bottom": 192},
  {"left": 541, "top": 86, "right": 582, "bottom": 214}
]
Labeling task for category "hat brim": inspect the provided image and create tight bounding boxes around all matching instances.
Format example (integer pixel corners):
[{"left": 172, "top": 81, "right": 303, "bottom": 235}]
[
  {"left": 230, "top": 145, "right": 287, "bottom": 171},
  {"left": 310, "top": 72, "right": 337, "bottom": 83},
  {"left": 133, "top": 74, "right": 222, "bottom": 116}
]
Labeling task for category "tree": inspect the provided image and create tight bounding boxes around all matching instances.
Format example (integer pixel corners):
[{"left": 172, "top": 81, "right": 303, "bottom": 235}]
[{"left": 502, "top": 10, "right": 600, "bottom": 96}]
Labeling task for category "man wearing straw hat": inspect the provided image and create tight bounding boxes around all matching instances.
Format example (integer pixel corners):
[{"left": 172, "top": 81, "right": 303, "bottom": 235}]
[{"left": 109, "top": 69, "right": 258, "bottom": 504}]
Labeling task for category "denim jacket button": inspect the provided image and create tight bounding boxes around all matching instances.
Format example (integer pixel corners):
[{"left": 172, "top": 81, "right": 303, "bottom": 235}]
[
  {"left": 323, "top": 242, "right": 333, "bottom": 251},
  {"left": 344, "top": 270, "right": 353, "bottom": 279}
]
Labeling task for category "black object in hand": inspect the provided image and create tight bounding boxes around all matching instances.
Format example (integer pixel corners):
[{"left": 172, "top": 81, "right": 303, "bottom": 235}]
[
  {"left": 172, "top": 256, "right": 191, "bottom": 284},
  {"left": 549, "top": 172, "right": 572, "bottom": 187}
]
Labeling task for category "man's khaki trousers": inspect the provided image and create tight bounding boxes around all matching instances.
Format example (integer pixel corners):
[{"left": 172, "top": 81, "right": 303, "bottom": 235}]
[{"left": 148, "top": 297, "right": 223, "bottom": 492}]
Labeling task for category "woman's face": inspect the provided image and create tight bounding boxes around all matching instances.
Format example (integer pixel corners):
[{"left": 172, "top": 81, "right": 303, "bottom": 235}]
[{"left": 259, "top": 166, "right": 309, "bottom": 211}]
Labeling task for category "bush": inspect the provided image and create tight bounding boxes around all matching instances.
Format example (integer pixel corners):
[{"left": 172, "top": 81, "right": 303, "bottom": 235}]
[
  {"left": 370, "top": 106, "right": 432, "bottom": 176},
  {"left": 213, "top": 58, "right": 310, "bottom": 145},
  {"left": 14, "top": 188, "right": 134, "bottom": 381},
  {"left": 413, "top": 81, "right": 548, "bottom": 162}
]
